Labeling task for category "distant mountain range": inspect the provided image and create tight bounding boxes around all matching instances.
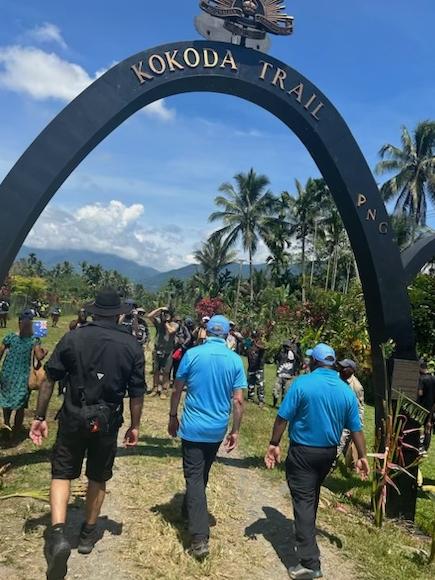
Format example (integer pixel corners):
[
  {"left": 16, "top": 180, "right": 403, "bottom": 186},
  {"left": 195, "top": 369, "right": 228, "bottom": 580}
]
[
  {"left": 17, "top": 247, "right": 159, "bottom": 283},
  {"left": 16, "top": 246, "right": 272, "bottom": 291}
]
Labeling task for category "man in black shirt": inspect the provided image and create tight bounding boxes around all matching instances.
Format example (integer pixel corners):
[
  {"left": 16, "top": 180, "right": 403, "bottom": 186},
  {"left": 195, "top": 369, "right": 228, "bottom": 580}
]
[
  {"left": 30, "top": 288, "right": 145, "bottom": 580},
  {"left": 247, "top": 333, "right": 266, "bottom": 407}
]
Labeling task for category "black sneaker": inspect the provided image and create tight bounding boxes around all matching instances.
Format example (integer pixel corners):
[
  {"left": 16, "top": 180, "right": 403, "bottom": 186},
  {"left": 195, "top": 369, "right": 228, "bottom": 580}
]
[
  {"left": 78, "top": 523, "right": 99, "bottom": 555},
  {"left": 288, "top": 564, "right": 323, "bottom": 579},
  {"left": 189, "top": 539, "right": 209, "bottom": 560},
  {"left": 47, "top": 529, "right": 71, "bottom": 580}
]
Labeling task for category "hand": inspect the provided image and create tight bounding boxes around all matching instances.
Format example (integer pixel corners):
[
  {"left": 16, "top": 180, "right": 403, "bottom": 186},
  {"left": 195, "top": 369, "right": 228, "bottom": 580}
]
[
  {"left": 168, "top": 416, "right": 179, "bottom": 438},
  {"left": 224, "top": 432, "right": 239, "bottom": 453},
  {"left": 356, "top": 457, "right": 370, "bottom": 480},
  {"left": 29, "top": 420, "right": 48, "bottom": 446},
  {"left": 265, "top": 445, "right": 281, "bottom": 470},
  {"left": 124, "top": 427, "right": 139, "bottom": 447}
]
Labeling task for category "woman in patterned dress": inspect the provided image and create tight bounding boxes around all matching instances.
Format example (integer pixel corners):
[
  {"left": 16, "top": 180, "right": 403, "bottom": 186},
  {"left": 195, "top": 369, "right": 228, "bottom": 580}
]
[{"left": 0, "top": 310, "right": 47, "bottom": 433}]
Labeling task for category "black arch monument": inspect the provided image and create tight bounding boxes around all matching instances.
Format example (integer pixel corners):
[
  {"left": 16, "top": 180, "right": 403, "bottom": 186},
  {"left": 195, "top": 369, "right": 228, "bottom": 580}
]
[{"left": 0, "top": 40, "right": 420, "bottom": 515}]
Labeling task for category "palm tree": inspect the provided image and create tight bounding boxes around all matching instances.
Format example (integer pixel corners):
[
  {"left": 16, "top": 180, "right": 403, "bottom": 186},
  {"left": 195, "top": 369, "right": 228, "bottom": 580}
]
[
  {"left": 319, "top": 194, "right": 347, "bottom": 291},
  {"left": 264, "top": 192, "right": 293, "bottom": 287},
  {"left": 209, "top": 169, "right": 277, "bottom": 302},
  {"left": 194, "top": 237, "right": 236, "bottom": 290},
  {"left": 390, "top": 214, "right": 431, "bottom": 250},
  {"left": 375, "top": 121, "right": 435, "bottom": 228},
  {"left": 286, "top": 178, "right": 322, "bottom": 303}
]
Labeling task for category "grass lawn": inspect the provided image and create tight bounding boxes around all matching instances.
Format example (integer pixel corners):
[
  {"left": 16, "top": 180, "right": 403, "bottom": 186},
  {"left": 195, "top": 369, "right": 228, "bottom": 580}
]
[{"left": 0, "top": 321, "right": 434, "bottom": 578}]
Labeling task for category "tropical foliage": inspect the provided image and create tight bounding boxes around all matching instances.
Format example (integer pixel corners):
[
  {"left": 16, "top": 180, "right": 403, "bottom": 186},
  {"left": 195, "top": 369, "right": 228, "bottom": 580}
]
[
  {"left": 2, "top": 121, "right": 434, "bottom": 381},
  {"left": 209, "top": 168, "right": 278, "bottom": 302},
  {"left": 376, "top": 120, "right": 435, "bottom": 229}
]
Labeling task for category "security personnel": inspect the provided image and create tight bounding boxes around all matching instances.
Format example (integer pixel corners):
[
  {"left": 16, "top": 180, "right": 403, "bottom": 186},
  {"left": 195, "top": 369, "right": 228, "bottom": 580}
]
[
  {"left": 30, "top": 288, "right": 146, "bottom": 580},
  {"left": 265, "top": 344, "right": 369, "bottom": 580}
]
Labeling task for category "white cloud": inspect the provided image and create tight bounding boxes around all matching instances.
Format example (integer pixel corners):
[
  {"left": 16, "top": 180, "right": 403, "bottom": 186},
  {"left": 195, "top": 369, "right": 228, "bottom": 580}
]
[
  {"left": 144, "top": 100, "right": 175, "bottom": 122},
  {"left": 25, "top": 201, "right": 197, "bottom": 271},
  {"left": 26, "top": 23, "right": 67, "bottom": 50},
  {"left": 0, "top": 45, "right": 174, "bottom": 120},
  {"left": 0, "top": 45, "right": 96, "bottom": 101}
]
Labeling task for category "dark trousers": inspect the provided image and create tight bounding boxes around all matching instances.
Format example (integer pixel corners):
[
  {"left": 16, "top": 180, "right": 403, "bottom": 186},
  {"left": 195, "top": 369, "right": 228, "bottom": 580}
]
[
  {"left": 286, "top": 444, "right": 337, "bottom": 570},
  {"left": 182, "top": 439, "right": 222, "bottom": 541}
]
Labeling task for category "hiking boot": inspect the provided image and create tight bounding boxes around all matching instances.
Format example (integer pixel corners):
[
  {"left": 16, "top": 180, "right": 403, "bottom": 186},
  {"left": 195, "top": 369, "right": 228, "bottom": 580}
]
[
  {"left": 189, "top": 539, "right": 209, "bottom": 560},
  {"left": 78, "top": 523, "right": 99, "bottom": 555},
  {"left": 47, "top": 528, "right": 71, "bottom": 580},
  {"left": 288, "top": 564, "right": 323, "bottom": 579}
]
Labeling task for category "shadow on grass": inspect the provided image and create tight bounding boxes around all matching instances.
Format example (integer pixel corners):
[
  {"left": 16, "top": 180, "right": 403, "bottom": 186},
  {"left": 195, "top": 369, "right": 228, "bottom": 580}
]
[
  {"left": 151, "top": 492, "right": 217, "bottom": 550},
  {"left": 245, "top": 506, "right": 344, "bottom": 569},
  {"left": 118, "top": 437, "right": 181, "bottom": 459},
  {"left": 1, "top": 435, "right": 181, "bottom": 473},
  {"left": 217, "top": 454, "right": 288, "bottom": 478},
  {"left": 0, "top": 428, "right": 29, "bottom": 449},
  {"left": 151, "top": 492, "right": 190, "bottom": 549},
  {"left": 245, "top": 506, "right": 299, "bottom": 569},
  {"left": 324, "top": 461, "right": 371, "bottom": 510},
  {"left": 217, "top": 455, "right": 264, "bottom": 469},
  {"left": 25, "top": 497, "right": 123, "bottom": 565},
  {"left": 0, "top": 447, "right": 52, "bottom": 468}
]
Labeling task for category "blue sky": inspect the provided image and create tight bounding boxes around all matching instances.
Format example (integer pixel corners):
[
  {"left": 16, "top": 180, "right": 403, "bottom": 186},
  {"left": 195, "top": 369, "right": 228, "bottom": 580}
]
[{"left": 0, "top": 0, "right": 434, "bottom": 270}]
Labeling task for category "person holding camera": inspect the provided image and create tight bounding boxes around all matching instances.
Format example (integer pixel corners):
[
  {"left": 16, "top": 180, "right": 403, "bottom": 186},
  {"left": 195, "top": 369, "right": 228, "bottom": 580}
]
[
  {"left": 29, "top": 288, "right": 145, "bottom": 580},
  {"left": 147, "top": 306, "right": 179, "bottom": 398}
]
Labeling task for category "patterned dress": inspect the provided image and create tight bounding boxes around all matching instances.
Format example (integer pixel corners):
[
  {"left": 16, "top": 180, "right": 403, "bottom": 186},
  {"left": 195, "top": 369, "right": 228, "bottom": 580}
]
[{"left": 0, "top": 333, "right": 38, "bottom": 410}]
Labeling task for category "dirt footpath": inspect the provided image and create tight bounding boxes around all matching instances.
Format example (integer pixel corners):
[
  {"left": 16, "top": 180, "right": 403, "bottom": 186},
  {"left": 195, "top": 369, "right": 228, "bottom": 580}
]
[{"left": 0, "top": 398, "right": 361, "bottom": 579}]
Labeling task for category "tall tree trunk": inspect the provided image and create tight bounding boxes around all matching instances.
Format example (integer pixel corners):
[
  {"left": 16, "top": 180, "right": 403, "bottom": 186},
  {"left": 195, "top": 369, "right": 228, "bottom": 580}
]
[
  {"left": 331, "top": 245, "right": 339, "bottom": 291},
  {"left": 325, "top": 253, "right": 331, "bottom": 291},
  {"left": 249, "top": 248, "right": 254, "bottom": 304},
  {"left": 310, "top": 221, "right": 318, "bottom": 288},
  {"left": 353, "top": 256, "right": 360, "bottom": 283},
  {"left": 301, "top": 235, "right": 306, "bottom": 303},
  {"left": 344, "top": 259, "right": 351, "bottom": 294},
  {"left": 234, "top": 260, "right": 243, "bottom": 319}
]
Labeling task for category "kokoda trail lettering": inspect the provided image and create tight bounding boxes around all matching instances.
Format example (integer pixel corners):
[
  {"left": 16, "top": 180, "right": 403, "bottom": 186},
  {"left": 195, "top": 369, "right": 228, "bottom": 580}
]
[
  {"left": 131, "top": 47, "right": 387, "bottom": 235},
  {"left": 130, "top": 47, "right": 325, "bottom": 122},
  {"left": 131, "top": 47, "right": 238, "bottom": 81}
]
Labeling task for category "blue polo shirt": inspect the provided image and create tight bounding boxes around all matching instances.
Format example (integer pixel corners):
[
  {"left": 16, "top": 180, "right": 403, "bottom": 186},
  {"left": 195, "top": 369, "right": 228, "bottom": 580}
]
[
  {"left": 278, "top": 368, "right": 362, "bottom": 447},
  {"left": 176, "top": 337, "right": 247, "bottom": 443}
]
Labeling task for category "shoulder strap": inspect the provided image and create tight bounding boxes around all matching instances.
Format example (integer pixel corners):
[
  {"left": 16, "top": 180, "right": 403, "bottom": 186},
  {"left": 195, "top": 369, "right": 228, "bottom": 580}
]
[{"left": 70, "top": 334, "right": 88, "bottom": 406}]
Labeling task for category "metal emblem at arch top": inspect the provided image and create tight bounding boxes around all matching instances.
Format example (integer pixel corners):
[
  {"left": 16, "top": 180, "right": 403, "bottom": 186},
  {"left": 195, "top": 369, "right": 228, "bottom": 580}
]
[{"left": 0, "top": 40, "right": 416, "bottom": 373}]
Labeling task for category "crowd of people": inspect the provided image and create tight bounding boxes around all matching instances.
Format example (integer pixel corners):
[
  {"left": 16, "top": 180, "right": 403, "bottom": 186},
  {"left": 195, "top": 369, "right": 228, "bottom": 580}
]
[{"left": 0, "top": 288, "right": 433, "bottom": 580}]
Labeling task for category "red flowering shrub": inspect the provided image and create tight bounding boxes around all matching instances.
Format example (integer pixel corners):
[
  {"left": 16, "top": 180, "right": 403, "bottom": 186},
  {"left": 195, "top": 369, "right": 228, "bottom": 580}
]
[
  {"left": 275, "top": 304, "right": 291, "bottom": 320},
  {"left": 195, "top": 297, "right": 226, "bottom": 319}
]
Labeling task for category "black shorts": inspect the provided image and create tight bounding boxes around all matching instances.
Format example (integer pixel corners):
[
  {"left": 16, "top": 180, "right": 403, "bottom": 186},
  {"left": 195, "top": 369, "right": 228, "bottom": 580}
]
[
  {"left": 153, "top": 350, "right": 173, "bottom": 375},
  {"left": 51, "top": 424, "right": 118, "bottom": 483}
]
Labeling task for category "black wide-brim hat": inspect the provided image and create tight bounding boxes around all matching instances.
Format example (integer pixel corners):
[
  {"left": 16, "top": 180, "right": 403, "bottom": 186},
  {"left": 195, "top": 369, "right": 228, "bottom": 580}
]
[{"left": 85, "top": 288, "right": 132, "bottom": 317}]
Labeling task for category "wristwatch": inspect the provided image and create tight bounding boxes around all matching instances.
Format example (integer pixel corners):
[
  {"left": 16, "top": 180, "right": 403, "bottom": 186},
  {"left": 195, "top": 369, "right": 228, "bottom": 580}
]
[{"left": 34, "top": 414, "right": 46, "bottom": 422}]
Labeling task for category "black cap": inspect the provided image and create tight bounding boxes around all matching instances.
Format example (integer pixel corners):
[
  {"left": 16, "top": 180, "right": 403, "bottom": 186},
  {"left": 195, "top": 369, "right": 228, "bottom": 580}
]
[{"left": 19, "top": 309, "right": 34, "bottom": 321}]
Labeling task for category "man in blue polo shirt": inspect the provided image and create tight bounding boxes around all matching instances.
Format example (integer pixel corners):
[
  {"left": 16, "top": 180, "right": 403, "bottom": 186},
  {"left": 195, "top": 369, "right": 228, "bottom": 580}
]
[
  {"left": 265, "top": 343, "right": 369, "bottom": 580},
  {"left": 168, "top": 315, "right": 247, "bottom": 560}
]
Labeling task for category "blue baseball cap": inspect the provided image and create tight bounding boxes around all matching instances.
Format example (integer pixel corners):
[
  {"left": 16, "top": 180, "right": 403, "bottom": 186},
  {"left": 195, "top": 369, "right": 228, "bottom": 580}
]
[
  {"left": 207, "top": 315, "right": 230, "bottom": 337},
  {"left": 306, "top": 343, "right": 336, "bottom": 366}
]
